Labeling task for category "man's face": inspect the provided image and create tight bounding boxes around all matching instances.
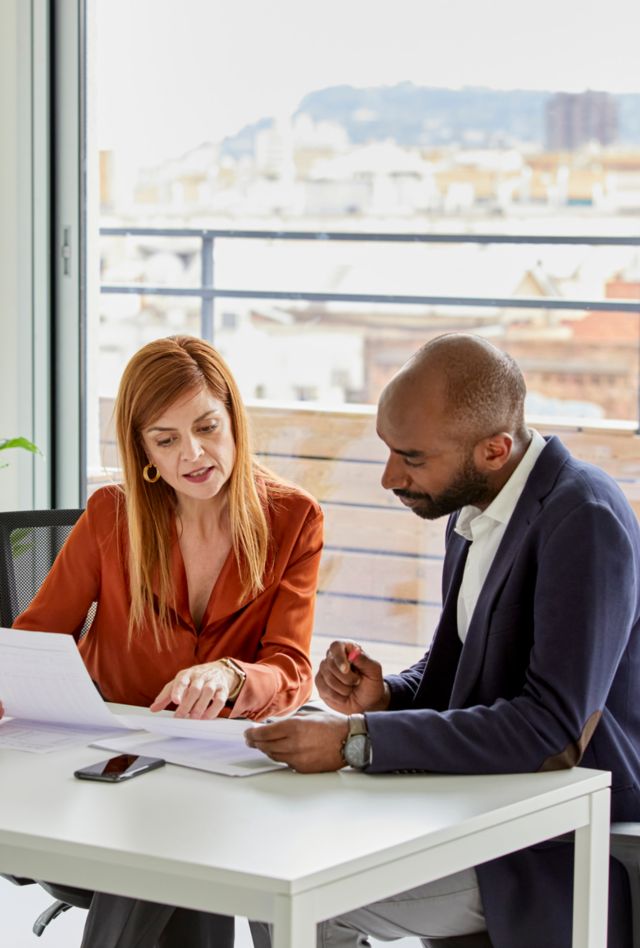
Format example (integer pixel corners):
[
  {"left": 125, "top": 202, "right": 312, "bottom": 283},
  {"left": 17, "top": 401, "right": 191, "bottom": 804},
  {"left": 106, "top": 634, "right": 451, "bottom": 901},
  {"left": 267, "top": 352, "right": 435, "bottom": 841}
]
[{"left": 376, "top": 383, "right": 493, "bottom": 520}]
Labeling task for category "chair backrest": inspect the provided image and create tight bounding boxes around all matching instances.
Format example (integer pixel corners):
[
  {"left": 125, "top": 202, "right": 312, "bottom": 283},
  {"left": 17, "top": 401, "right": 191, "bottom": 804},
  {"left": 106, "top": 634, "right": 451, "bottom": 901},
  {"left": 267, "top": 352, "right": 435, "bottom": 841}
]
[{"left": 0, "top": 509, "right": 83, "bottom": 627}]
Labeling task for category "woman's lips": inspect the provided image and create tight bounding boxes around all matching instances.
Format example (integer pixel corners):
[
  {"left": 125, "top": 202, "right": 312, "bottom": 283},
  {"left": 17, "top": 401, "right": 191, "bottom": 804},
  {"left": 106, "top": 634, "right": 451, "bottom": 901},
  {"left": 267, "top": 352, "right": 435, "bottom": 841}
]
[{"left": 183, "top": 466, "right": 215, "bottom": 483}]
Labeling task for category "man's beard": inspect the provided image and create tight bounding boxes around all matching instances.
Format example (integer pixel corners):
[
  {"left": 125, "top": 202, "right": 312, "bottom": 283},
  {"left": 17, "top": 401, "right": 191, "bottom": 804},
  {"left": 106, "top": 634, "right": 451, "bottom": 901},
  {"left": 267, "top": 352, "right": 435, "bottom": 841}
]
[{"left": 393, "top": 455, "right": 493, "bottom": 520}]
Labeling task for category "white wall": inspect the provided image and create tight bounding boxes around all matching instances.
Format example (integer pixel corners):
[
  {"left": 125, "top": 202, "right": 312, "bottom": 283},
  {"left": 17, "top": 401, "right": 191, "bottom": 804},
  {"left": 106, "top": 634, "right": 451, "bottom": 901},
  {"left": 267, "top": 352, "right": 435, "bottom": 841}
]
[
  {"left": 0, "top": 0, "right": 26, "bottom": 510},
  {"left": 0, "top": 0, "right": 52, "bottom": 511}
]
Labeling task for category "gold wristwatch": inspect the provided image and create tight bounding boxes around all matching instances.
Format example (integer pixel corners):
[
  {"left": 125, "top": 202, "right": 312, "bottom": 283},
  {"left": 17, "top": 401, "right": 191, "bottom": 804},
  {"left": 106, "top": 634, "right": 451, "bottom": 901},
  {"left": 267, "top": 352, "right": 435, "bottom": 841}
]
[{"left": 219, "top": 657, "right": 246, "bottom": 703}]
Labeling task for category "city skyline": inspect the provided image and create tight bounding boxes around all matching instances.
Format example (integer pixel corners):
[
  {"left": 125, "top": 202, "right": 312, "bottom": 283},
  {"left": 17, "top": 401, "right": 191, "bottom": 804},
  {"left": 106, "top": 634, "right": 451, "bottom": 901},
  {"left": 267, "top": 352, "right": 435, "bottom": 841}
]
[{"left": 95, "top": 0, "right": 640, "bottom": 164}]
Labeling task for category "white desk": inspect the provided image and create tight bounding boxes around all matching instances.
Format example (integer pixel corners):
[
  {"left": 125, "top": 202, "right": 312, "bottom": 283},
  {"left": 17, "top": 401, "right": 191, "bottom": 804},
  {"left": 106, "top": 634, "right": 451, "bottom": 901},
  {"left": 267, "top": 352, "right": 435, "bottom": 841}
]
[{"left": 0, "top": 743, "right": 610, "bottom": 948}]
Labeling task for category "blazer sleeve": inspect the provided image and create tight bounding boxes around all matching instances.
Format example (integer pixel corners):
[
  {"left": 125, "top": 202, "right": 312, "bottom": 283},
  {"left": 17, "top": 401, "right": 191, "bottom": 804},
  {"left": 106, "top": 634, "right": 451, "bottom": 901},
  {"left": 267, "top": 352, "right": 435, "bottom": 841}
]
[
  {"left": 229, "top": 503, "right": 324, "bottom": 720},
  {"left": 365, "top": 499, "right": 638, "bottom": 774},
  {"left": 12, "top": 496, "right": 104, "bottom": 638}
]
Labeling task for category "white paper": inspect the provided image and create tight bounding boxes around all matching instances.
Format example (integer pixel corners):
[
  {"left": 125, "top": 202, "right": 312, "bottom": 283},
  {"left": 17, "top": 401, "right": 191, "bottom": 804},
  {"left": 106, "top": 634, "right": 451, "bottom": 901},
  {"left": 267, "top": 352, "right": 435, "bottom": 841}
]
[
  {"left": 92, "top": 732, "right": 283, "bottom": 777},
  {"left": 116, "top": 710, "right": 253, "bottom": 741},
  {"left": 0, "top": 628, "right": 127, "bottom": 729},
  {"left": 0, "top": 717, "right": 126, "bottom": 754},
  {"left": 0, "top": 629, "right": 263, "bottom": 759}
]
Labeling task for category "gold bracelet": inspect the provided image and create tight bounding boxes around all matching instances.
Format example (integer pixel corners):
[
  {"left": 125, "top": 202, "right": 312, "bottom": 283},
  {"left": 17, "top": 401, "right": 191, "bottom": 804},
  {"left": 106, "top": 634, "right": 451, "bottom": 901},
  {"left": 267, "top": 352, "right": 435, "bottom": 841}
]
[{"left": 219, "top": 657, "right": 247, "bottom": 703}]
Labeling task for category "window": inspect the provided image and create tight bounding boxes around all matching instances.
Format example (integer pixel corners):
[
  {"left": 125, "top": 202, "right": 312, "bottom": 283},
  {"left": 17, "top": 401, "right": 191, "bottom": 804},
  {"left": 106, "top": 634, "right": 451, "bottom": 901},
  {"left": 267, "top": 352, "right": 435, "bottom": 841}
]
[{"left": 71, "top": 0, "right": 640, "bottom": 664}]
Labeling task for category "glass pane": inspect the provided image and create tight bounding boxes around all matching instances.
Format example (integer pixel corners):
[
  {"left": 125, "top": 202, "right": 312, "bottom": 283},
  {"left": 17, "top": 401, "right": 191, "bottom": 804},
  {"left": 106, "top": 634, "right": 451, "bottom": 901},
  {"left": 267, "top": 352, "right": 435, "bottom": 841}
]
[{"left": 88, "top": 0, "right": 640, "bottom": 662}]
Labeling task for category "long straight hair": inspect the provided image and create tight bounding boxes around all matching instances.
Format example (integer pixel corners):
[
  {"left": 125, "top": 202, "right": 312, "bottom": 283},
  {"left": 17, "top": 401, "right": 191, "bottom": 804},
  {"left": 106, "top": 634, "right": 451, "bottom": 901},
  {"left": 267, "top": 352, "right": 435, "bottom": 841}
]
[{"left": 114, "top": 335, "right": 270, "bottom": 647}]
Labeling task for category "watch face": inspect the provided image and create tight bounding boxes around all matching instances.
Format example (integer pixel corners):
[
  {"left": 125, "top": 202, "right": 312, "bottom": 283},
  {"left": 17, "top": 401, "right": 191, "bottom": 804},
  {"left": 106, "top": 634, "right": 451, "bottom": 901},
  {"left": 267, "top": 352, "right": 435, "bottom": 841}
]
[{"left": 344, "top": 733, "right": 369, "bottom": 769}]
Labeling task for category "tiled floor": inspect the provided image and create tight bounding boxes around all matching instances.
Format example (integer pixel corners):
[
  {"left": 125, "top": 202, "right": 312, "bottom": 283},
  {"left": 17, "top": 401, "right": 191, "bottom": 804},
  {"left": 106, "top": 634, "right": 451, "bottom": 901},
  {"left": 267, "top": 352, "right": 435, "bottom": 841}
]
[{"left": 0, "top": 880, "right": 420, "bottom": 946}]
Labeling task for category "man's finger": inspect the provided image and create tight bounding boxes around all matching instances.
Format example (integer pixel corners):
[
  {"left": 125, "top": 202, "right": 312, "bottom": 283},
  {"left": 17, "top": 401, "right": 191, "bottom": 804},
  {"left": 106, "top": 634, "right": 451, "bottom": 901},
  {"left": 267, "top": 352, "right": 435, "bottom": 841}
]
[
  {"left": 316, "top": 679, "right": 353, "bottom": 709},
  {"left": 326, "top": 640, "right": 363, "bottom": 674},
  {"left": 245, "top": 721, "right": 292, "bottom": 748},
  {"left": 317, "top": 663, "right": 359, "bottom": 694}
]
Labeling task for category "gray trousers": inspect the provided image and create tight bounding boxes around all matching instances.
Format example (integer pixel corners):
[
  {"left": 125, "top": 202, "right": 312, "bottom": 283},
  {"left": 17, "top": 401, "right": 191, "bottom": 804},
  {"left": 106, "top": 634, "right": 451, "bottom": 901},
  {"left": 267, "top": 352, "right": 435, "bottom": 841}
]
[
  {"left": 79, "top": 893, "right": 235, "bottom": 947},
  {"left": 79, "top": 867, "right": 485, "bottom": 947},
  {"left": 250, "top": 867, "right": 487, "bottom": 947}
]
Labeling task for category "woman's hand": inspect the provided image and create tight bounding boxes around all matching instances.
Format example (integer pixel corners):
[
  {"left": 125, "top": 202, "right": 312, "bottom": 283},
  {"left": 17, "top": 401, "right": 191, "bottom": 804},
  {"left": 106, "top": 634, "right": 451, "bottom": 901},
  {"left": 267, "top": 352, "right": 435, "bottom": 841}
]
[
  {"left": 150, "top": 661, "right": 242, "bottom": 719},
  {"left": 315, "top": 641, "right": 390, "bottom": 715}
]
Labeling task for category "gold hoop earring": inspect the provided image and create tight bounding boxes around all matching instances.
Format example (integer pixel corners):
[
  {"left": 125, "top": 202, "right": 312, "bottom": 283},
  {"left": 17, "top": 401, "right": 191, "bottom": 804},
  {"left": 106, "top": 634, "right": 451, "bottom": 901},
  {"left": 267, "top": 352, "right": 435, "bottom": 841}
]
[{"left": 143, "top": 463, "right": 160, "bottom": 484}]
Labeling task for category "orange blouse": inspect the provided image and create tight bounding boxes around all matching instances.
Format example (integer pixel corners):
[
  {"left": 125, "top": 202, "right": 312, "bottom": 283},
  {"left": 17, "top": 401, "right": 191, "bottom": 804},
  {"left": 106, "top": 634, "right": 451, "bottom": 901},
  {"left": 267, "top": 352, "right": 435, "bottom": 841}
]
[{"left": 13, "top": 483, "right": 323, "bottom": 720}]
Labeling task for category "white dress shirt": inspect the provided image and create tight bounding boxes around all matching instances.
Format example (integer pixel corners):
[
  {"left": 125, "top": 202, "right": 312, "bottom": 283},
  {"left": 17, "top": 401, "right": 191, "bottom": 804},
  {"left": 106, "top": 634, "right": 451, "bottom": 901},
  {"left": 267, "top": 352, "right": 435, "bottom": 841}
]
[{"left": 455, "top": 429, "right": 546, "bottom": 642}]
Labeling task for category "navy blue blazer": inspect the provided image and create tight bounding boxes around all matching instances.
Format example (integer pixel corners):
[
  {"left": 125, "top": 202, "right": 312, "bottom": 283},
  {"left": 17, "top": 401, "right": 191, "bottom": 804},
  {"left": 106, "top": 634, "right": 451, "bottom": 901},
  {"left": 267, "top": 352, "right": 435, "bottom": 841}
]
[{"left": 365, "top": 436, "right": 640, "bottom": 948}]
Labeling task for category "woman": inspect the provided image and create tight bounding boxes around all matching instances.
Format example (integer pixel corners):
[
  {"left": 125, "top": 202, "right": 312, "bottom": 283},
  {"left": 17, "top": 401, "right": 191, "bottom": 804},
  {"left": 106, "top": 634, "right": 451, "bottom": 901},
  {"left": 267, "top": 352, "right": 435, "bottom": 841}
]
[{"left": 11, "top": 335, "right": 324, "bottom": 946}]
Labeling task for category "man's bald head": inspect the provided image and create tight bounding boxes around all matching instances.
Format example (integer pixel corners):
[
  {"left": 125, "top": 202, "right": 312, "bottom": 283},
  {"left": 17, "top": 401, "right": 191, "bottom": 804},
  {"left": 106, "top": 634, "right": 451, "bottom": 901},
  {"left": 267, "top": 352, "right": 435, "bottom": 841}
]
[{"left": 382, "top": 333, "right": 527, "bottom": 448}]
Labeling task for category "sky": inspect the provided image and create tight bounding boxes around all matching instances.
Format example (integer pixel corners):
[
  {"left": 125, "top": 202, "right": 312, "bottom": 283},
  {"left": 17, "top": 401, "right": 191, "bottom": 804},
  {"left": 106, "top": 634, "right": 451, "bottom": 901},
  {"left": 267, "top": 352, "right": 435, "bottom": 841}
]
[{"left": 95, "top": 0, "right": 640, "bottom": 164}]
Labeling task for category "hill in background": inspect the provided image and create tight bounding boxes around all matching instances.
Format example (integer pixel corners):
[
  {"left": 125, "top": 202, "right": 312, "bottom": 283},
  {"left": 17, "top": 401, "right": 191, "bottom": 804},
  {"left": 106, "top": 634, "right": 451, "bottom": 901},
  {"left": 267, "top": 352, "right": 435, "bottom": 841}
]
[{"left": 222, "top": 83, "right": 640, "bottom": 157}]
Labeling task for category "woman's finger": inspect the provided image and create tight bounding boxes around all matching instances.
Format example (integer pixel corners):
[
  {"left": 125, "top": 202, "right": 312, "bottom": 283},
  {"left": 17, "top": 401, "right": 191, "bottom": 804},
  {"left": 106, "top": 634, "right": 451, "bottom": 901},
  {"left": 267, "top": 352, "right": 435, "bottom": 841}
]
[
  {"left": 188, "top": 677, "right": 224, "bottom": 718},
  {"left": 149, "top": 681, "right": 173, "bottom": 712}
]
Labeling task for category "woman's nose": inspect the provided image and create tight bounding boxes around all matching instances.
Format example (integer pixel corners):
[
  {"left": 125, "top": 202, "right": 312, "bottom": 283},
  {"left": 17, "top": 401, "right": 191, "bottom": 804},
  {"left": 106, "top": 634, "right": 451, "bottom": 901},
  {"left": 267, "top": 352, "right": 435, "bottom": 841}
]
[{"left": 182, "top": 435, "right": 204, "bottom": 461}]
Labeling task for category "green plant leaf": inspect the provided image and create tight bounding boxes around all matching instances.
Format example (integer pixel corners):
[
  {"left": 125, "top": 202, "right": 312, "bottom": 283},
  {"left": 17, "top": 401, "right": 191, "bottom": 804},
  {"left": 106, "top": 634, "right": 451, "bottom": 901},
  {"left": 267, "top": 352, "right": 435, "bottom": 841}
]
[
  {"left": 0, "top": 437, "right": 40, "bottom": 455},
  {"left": 10, "top": 527, "right": 33, "bottom": 558}
]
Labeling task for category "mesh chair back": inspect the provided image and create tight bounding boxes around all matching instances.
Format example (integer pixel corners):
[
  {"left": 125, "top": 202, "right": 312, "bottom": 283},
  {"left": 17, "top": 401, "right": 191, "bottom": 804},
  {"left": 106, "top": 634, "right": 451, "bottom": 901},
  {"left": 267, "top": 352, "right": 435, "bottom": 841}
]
[
  {"left": 0, "top": 508, "right": 97, "bottom": 910},
  {"left": 0, "top": 509, "right": 83, "bottom": 627}
]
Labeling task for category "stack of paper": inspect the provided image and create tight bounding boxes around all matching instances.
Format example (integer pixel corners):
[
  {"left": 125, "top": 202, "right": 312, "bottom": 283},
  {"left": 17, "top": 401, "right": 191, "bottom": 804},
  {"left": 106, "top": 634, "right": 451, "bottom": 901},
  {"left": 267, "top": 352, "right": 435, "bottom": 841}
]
[{"left": 0, "top": 629, "right": 281, "bottom": 776}]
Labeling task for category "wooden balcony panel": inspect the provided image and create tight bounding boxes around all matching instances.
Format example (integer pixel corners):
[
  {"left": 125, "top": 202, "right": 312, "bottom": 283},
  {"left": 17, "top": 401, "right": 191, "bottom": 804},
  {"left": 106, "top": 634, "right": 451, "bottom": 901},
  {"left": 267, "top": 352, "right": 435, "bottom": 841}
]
[
  {"left": 320, "top": 549, "right": 442, "bottom": 605},
  {"left": 323, "top": 505, "right": 446, "bottom": 557},
  {"left": 249, "top": 403, "right": 383, "bottom": 463},
  {"left": 94, "top": 399, "right": 640, "bottom": 651},
  {"left": 314, "top": 594, "right": 440, "bottom": 649}
]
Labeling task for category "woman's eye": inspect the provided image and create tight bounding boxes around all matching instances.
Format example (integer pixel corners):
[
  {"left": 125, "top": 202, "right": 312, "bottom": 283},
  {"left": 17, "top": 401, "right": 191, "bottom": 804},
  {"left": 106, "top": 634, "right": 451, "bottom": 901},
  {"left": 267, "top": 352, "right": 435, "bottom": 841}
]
[
  {"left": 199, "top": 424, "right": 217, "bottom": 434},
  {"left": 156, "top": 438, "right": 174, "bottom": 448}
]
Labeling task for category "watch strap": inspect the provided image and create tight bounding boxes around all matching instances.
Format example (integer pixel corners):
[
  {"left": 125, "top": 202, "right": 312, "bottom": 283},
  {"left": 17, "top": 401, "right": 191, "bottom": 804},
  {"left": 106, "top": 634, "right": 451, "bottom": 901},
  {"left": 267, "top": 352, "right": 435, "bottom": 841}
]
[{"left": 219, "top": 657, "right": 246, "bottom": 702}]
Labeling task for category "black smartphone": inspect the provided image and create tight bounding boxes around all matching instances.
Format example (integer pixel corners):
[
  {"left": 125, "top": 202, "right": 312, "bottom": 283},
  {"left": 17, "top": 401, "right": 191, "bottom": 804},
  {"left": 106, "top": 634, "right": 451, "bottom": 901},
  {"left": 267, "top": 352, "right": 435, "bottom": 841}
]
[{"left": 74, "top": 754, "right": 165, "bottom": 783}]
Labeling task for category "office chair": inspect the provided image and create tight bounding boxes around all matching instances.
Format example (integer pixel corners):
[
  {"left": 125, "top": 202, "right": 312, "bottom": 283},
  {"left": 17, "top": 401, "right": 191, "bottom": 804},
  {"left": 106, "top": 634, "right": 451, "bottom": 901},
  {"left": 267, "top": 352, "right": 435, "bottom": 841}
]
[{"left": 0, "top": 507, "right": 94, "bottom": 935}]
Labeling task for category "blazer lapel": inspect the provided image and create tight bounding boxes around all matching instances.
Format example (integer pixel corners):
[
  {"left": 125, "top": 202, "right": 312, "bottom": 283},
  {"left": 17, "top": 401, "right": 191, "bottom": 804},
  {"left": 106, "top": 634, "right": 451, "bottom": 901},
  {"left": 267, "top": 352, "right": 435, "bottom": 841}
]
[
  {"left": 414, "top": 531, "right": 469, "bottom": 710},
  {"left": 449, "top": 436, "right": 570, "bottom": 708}
]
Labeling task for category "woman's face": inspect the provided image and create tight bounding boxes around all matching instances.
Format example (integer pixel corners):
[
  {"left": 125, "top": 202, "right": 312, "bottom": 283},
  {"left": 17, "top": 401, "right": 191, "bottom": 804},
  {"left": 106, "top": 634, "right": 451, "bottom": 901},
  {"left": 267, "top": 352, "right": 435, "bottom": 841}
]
[{"left": 141, "top": 386, "right": 236, "bottom": 506}]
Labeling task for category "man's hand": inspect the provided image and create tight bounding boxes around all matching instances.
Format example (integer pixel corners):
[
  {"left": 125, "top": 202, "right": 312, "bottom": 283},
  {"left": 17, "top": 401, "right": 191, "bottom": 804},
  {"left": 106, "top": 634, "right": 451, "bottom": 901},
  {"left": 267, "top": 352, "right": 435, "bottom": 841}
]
[
  {"left": 245, "top": 712, "right": 349, "bottom": 773},
  {"left": 150, "top": 661, "right": 241, "bottom": 719},
  {"left": 315, "top": 641, "right": 390, "bottom": 714}
]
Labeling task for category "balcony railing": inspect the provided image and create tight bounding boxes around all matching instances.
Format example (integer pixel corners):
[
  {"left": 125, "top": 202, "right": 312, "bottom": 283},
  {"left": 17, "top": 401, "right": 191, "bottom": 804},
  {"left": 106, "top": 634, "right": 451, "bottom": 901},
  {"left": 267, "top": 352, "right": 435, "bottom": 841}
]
[{"left": 100, "top": 225, "right": 640, "bottom": 338}]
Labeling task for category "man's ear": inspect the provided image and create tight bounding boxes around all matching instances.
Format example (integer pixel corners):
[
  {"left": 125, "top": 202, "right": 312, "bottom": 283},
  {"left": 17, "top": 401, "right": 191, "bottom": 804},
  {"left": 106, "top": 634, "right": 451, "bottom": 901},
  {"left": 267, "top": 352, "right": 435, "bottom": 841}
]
[{"left": 473, "top": 432, "right": 513, "bottom": 472}]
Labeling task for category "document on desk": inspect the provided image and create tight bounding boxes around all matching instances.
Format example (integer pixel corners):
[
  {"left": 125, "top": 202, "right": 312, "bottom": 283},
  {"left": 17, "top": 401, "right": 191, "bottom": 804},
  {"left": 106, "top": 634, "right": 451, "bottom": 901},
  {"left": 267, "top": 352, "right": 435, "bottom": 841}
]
[
  {"left": 0, "top": 628, "right": 130, "bottom": 752},
  {"left": 116, "top": 709, "right": 251, "bottom": 741},
  {"left": 0, "top": 629, "right": 265, "bottom": 765},
  {"left": 92, "top": 731, "right": 282, "bottom": 778}
]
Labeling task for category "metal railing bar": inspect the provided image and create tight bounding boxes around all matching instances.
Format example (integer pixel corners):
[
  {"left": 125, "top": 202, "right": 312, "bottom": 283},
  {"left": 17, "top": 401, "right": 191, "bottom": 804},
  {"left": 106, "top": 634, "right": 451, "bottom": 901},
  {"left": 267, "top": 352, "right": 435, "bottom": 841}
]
[
  {"left": 100, "top": 284, "right": 640, "bottom": 313},
  {"left": 324, "top": 544, "right": 444, "bottom": 562},
  {"left": 99, "top": 227, "right": 640, "bottom": 247},
  {"left": 256, "top": 450, "right": 383, "bottom": 465}
]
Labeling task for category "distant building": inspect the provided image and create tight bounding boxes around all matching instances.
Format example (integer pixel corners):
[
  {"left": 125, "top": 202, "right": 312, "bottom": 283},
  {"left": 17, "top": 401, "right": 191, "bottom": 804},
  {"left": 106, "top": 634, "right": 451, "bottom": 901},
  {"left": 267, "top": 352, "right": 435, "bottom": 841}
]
[{"left": 545, "top": 91, "right": 617, "bottom": 151}]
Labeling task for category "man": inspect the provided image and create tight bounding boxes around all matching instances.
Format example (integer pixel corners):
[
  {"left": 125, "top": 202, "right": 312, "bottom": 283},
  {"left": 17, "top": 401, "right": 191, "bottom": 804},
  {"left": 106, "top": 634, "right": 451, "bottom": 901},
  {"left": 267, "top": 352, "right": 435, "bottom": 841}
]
[{"left": 246, "top": 332, "right": 640, "bottom": 948}]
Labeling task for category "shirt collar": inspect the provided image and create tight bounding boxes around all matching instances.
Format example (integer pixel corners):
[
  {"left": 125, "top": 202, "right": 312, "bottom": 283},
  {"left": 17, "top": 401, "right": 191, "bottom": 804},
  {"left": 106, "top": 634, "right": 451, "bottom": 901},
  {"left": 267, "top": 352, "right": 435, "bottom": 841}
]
[{"left": 455, "top": 429, "right": 546, "bottom": 541}]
